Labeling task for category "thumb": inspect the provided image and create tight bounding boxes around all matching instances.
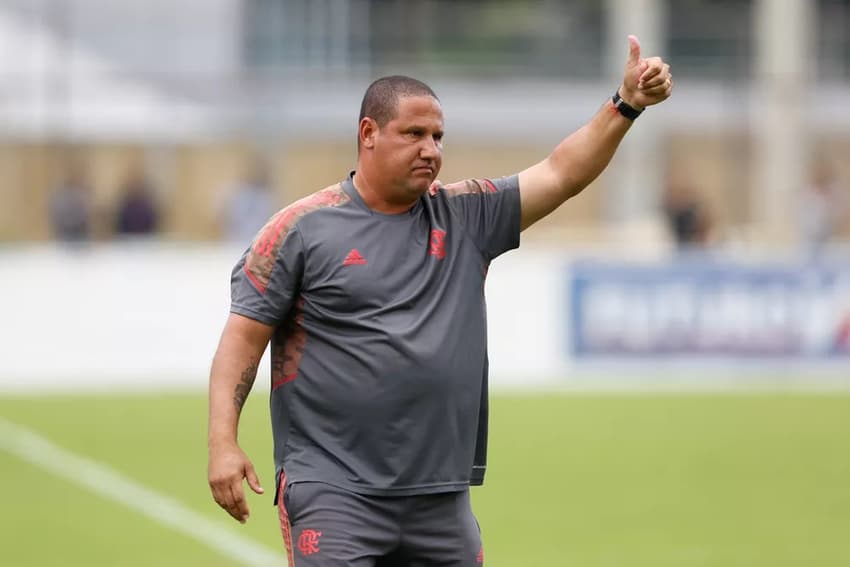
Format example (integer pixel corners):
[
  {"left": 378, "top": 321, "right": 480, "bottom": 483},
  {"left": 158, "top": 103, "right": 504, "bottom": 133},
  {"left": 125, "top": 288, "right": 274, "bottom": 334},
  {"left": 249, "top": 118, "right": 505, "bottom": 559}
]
[
  {"left": 627, "top": 35, "right": 641, "bottom": 66},
  {"left": 245, "top": 463, "right": 264, "bottom": 495}
]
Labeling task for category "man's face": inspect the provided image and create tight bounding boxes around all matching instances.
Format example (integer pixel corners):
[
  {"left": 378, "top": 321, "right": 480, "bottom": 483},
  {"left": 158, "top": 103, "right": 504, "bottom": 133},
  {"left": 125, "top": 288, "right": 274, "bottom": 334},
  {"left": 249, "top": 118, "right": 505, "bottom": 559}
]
[{"left": 372, "top": 95, "right": 444, "bottom": 201}]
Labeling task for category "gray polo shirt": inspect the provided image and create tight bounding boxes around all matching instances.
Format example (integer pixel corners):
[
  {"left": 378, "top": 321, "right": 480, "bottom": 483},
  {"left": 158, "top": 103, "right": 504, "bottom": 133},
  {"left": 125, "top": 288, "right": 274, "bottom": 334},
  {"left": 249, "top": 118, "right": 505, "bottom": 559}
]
[{"left": 231, "top": 173, "right": 521, "bottom": 496}]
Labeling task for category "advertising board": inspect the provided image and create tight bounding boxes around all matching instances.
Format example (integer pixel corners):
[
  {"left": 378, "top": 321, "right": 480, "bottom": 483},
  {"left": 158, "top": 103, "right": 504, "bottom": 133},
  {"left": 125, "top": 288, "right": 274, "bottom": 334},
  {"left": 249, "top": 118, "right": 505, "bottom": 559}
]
[{"left": 570, "top": 260, "right": 850, "bottom": 358}]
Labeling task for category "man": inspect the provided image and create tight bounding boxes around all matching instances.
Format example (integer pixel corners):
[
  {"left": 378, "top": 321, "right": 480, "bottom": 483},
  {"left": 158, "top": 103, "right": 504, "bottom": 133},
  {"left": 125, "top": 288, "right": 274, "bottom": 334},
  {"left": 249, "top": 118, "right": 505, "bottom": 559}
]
[
  {"left": 49, "top": 165, "right": 93, "bottom": 243},
  {"left": 209, "top": 35, "right": 672, "bottom": 566}
]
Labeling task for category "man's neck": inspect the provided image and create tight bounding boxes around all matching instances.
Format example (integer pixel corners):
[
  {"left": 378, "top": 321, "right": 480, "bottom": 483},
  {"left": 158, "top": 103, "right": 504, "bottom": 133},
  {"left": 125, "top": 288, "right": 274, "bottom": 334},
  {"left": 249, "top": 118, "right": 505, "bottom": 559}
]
[{"left": 352, "top": 170, "right": 417, "bottom": 215}]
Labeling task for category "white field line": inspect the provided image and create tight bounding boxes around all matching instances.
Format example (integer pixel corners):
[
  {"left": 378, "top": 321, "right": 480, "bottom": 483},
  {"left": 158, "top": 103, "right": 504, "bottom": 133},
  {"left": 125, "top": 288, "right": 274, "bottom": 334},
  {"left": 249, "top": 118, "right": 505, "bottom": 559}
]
[{"left": 0, "top": 416, "right": 282, "bottom": 567}]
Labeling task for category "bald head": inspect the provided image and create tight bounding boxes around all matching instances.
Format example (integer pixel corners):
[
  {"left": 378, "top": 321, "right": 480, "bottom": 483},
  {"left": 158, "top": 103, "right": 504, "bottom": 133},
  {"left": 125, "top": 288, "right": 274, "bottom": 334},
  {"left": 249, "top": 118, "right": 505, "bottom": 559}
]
[{"left": 358, "top": 76, "right": 439, "bottom": 148}]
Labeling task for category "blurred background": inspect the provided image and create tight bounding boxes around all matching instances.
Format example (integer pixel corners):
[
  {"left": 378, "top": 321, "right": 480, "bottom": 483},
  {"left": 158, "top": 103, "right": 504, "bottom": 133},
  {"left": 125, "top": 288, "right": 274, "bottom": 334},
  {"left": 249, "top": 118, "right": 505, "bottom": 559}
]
[
  {"left": 2, "top": 0, "right": 849, "bottom": 386},
  {"left": 0, "top": 0, "right": 849, "bottom": 246},
  {"left": 1, "top": 1, "right": 850, "bottom": 566}
]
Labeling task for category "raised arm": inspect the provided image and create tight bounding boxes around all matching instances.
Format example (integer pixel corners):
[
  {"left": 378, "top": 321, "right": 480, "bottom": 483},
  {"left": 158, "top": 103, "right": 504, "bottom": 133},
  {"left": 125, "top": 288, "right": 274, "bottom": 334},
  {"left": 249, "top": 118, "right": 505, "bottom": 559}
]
[
  {"left": 518, "top": 35, "right": 672, "bottom": 231},
  {"left": 208, "top": 312, "right": 275, "bottom": 523}
]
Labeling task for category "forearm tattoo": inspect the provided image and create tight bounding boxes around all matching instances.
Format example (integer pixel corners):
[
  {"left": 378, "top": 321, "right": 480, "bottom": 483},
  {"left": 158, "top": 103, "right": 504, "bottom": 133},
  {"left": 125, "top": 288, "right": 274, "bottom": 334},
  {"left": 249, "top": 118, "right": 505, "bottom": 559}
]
[{"left": 233, "top": 360, "right": 259, "bottom": 411}]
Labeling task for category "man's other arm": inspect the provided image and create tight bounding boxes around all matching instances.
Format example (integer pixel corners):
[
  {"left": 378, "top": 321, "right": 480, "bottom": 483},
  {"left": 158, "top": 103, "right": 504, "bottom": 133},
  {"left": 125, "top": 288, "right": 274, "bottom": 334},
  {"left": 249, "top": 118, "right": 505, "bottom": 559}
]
[
  {"left": 208, "top": 313, "right": 275, "bottom": 523},
  {"left": 518, "top": 35, "right": 672, "bottom": 231}
]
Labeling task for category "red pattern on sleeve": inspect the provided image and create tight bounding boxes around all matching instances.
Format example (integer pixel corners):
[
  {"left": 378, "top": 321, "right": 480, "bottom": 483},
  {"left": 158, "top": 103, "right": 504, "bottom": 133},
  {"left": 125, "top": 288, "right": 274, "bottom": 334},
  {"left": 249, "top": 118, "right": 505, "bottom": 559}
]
[{"left": 244, "top": 183, "right": 349, "bottom": 293}]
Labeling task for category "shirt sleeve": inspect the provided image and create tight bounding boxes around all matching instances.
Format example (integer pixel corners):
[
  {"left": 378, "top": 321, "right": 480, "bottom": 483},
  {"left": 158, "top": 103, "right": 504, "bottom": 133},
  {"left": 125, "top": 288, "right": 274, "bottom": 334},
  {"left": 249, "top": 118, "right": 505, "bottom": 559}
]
[
  {"left": 230, "top": 220, "right": 305, "bottom": 326},
  {"left": 440, "top": 174, "right": 521, "bottom": 261}
]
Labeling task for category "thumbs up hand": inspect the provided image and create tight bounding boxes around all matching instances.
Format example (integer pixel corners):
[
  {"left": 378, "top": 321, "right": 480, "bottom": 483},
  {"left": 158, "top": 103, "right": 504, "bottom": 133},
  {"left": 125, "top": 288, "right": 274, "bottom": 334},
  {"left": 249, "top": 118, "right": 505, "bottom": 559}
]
[{"left": 620, "top": 35, "right": 672, "bottom": 110}]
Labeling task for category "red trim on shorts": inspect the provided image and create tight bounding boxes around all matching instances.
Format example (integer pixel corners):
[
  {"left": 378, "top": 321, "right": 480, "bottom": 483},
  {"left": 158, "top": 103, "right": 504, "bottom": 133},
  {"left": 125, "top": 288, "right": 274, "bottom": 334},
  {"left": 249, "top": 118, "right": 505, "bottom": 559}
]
[
  {"left": 271, "top": 373, "right": 297, "bottom": 390},
  {"left": 277, "top": 470, "right": 295, "bottom": 566}
]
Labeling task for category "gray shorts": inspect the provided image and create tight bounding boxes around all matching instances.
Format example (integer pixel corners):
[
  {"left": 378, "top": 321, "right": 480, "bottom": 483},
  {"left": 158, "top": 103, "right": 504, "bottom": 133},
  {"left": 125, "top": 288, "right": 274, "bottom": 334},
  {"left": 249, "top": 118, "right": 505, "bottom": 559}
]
[{"left": 277, "top": 473, "right": 484, "bottom": 566}]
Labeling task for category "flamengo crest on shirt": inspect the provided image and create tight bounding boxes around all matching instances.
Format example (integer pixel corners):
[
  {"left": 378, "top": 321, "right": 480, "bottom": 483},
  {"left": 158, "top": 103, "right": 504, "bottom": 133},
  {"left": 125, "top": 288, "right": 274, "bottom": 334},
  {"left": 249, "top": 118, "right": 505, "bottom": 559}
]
[
  {"left": 342, "top": 249, "right": 368, "bottom": 266},
  {"left": 430, "top": 229, "right": 446, "bottom": 260}
]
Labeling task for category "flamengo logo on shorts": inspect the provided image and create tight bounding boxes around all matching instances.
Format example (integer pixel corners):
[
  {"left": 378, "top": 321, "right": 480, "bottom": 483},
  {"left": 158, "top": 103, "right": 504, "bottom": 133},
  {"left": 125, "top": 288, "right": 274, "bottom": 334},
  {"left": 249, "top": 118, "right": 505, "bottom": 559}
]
[{"left": 298, "top": 529, "right": 322, "bottom": 556}]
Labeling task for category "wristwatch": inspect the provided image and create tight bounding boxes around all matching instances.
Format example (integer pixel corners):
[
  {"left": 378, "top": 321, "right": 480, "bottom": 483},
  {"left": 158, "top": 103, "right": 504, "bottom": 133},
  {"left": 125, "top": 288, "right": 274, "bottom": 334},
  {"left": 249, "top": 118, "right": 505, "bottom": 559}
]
[{"left": 612, "top": 89, "right": 643, "bottom": 120}]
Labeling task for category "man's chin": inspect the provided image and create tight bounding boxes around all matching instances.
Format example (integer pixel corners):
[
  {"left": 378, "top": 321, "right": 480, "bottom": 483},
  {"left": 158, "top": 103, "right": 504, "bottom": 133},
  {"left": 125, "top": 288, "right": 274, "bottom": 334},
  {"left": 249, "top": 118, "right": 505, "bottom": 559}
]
[{"left": 406, "top": 178, "right": 433, "bottom": 195}]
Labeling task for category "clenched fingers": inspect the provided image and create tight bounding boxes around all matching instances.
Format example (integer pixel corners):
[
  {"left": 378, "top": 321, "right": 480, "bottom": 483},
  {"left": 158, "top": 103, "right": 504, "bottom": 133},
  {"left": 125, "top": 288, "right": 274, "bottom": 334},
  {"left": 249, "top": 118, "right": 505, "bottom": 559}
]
[
  {"left": 640, "top": 66, "right": 671, "bottom": 89},
  {"left": 640, "top": 77, "right": 673, "bottom": 98},
  {"left": 638, "top": 57, "right": 666, "bottom": 87}
]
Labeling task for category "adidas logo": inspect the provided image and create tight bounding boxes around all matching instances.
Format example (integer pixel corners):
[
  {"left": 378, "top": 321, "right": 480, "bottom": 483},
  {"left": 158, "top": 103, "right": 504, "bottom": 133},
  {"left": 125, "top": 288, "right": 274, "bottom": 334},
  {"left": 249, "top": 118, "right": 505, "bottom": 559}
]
[{"left": 342, "top": 248, "right": 368, "bottom": 266}]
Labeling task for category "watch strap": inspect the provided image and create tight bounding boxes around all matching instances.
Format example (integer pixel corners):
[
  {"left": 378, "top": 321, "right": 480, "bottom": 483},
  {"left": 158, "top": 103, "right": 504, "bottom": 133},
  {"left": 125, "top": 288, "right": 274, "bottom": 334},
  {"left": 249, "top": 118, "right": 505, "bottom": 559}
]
[{"left": 612, "top": 90, "right": 643, "bottom": 120}]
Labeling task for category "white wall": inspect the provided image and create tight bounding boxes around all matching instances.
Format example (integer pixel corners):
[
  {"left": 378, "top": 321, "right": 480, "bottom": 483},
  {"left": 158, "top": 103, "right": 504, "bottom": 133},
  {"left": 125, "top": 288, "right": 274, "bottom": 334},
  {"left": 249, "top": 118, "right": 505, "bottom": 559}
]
[
  {"left": 0, "top": 244, "right": 566, "bottom": 393},
  {"left": 5, "top": 244, "right": 848, "bottom": 394}
]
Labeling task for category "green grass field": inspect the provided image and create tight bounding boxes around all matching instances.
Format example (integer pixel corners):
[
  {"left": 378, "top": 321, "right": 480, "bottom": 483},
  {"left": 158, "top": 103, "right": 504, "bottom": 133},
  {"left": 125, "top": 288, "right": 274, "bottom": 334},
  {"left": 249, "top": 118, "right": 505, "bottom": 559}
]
[{"left": 2, "top": 391, "right": 850, "bottom": 566}]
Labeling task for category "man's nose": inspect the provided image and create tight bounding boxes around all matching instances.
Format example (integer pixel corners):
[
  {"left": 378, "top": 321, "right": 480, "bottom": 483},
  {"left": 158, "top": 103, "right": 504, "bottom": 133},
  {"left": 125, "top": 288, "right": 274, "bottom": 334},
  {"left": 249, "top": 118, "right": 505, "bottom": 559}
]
[{"left": 420, "top": 137, "right": 440, "bottom": 159}]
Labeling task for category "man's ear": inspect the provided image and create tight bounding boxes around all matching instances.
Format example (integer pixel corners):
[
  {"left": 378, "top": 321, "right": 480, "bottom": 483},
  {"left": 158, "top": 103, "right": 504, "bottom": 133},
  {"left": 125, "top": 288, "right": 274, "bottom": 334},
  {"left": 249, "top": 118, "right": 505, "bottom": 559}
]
[{"left": 359, "top": 117, "right": 378, "bottom": 150}]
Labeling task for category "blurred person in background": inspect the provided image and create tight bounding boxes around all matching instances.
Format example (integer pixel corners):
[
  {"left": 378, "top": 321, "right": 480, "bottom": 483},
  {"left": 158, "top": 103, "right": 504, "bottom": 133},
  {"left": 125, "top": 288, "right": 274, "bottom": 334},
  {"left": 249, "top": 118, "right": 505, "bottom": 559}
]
[
  {"left": 49, "top": 164, "right": 93, "bottom": 243},
  {"left": 799, "top": 160, "right": 848, "bottom": 258},
  {"left": 222, "top": 160, "right": 276, "bottom": 243},
  {"left": 208, "top": 36, "right": 672, "bottom": 566},
  {"left": 661, "top": 171, "right": 714, "bottom": 251},
  {"left": 115, "top": 166, "right": 160, "bottom": 237}
]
